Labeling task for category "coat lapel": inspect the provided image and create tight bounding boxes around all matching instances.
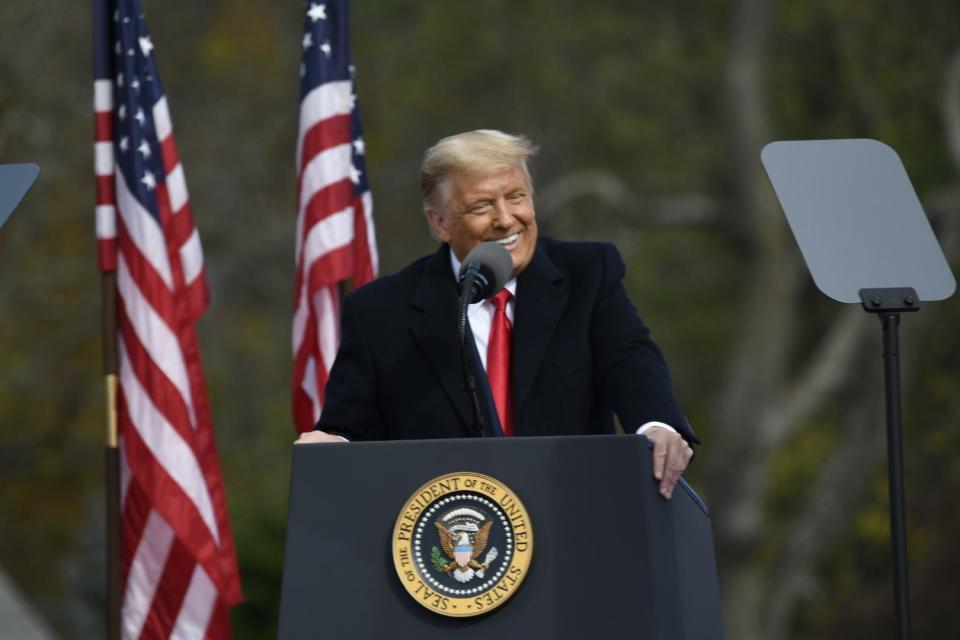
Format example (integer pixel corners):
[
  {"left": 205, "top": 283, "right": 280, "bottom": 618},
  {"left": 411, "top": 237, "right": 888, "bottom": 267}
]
[
  {"left": 409, "top": 245, "right": 474, "bottom": 431},
  {"left": 512, "top": 245, "right": 567, "bottom": 418}
]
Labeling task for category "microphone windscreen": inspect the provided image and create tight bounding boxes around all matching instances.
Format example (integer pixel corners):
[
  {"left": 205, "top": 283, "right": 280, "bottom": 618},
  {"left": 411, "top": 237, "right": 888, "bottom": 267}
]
[{"left": 458, "top": 241, "right": 513, "bottom": 295}]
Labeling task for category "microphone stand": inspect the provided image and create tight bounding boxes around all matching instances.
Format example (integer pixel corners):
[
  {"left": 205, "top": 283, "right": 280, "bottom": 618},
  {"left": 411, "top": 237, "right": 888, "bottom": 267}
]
[{"left": 457, "top": 267, "right": 486, "bottom": 437}]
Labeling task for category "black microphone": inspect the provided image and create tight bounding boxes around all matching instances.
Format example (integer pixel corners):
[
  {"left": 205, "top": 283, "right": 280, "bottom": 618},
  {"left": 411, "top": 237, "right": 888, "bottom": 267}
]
[
  {"left": 457, "top": 241, "right": 513, "bottom": 303},
  {"left": 455, "top": 241, "right": 512, "bottom": 437}
]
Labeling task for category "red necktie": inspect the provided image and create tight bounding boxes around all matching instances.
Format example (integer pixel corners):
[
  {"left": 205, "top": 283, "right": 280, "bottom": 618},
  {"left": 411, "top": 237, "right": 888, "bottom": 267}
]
[{"left": 486, "top": 289, "right": 515, "bottom": 436}]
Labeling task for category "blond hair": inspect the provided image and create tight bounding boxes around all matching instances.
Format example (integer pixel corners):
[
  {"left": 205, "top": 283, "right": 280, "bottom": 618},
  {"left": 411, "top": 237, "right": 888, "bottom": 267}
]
[{"left": 420, "top": 129, "right": 539, "bottom": 213}]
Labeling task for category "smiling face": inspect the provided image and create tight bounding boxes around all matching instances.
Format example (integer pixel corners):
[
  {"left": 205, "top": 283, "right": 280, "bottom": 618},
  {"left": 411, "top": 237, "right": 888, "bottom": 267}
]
[{"left": 426, "top": 166, "right": 537, "bottom": 278}]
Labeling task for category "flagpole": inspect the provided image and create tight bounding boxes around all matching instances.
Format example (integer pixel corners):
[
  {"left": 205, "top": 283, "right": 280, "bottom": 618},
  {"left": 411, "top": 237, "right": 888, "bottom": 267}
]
[{"left": 102, "top": 271, "right": 121, "bottom": 640}]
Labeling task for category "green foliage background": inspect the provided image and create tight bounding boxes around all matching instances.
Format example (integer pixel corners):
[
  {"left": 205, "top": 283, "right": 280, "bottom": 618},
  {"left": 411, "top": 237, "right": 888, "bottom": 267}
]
[{"left": 0, "top": 1, "right": 958, "bottom": 637}]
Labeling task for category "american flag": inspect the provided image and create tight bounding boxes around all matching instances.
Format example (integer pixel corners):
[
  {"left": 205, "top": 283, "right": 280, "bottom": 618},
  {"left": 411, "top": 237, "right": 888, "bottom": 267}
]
[
  {"left": 93, "top": 1, "right": 243, "bottom": 637},
  {"left": 292, "top": 0, "right": 378, "bottom": 432}
]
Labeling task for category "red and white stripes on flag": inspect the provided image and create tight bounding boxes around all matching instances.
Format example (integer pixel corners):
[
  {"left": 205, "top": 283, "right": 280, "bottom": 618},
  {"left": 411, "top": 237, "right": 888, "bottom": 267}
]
[
  {"left": 292, "top": 0, "right": 378, "bottom": 432},
  {"left": 94, "top": 2, "right": 242, "bottom": 637}
]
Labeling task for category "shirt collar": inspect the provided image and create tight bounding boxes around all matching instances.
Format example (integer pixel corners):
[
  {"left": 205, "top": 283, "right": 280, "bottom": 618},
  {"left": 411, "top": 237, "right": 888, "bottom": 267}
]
[{"left": 449, "top": 247, "right": 517, "bottom": 298}]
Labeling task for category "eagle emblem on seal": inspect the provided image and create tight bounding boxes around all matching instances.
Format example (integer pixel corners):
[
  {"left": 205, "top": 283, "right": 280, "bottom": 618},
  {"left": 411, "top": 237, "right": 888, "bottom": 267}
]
[{"left": 432, "top": 507, "right": 499, "bottom": 584}]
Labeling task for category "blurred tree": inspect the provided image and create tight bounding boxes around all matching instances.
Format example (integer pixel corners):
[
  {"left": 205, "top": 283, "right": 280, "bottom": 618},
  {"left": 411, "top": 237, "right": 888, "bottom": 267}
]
[{"left": 0, "top": 1, "right": 958, "bottom": 638}]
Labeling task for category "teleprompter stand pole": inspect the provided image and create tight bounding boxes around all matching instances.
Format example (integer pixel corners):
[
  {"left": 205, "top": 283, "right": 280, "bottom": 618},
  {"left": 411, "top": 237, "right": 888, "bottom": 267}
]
[{"left": 860, "top": 286, "right": 917, "bottom": 640}]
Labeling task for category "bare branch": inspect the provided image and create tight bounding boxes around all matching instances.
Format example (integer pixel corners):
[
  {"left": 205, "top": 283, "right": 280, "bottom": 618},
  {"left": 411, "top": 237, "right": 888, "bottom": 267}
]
[
  {"left": 535, "top": 169, "right": 723, "bottom": 226},
  {"left": 760, "top": 308, "right": 872, "bottom": 451}
]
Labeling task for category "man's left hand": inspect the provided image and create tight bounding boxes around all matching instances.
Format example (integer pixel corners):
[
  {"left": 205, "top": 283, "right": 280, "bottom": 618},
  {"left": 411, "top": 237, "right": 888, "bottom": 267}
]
[{"left": 644, "top": 426, "right": 694, "bottom": 500}]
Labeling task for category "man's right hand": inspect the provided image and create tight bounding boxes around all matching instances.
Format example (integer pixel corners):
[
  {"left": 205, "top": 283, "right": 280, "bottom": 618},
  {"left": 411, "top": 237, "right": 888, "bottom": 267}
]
[{"left": 294, "top": 430, "right": 347, "bottom": 445}]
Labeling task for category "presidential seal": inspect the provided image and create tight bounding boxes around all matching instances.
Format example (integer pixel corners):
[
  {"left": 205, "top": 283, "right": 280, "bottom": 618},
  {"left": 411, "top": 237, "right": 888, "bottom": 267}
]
[{"left": 392, "top": 472, "right": 534, "bottom": 617}]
